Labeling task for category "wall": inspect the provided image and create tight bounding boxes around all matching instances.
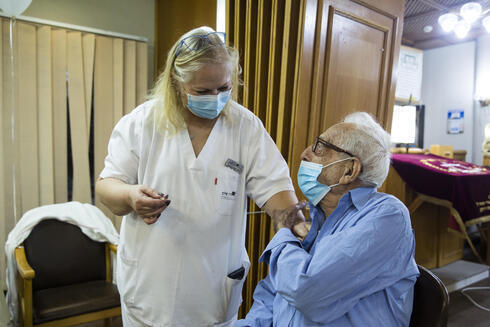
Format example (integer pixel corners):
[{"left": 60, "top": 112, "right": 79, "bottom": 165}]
[
  {"left": 473, "top": 34, "right": 490, "bottom": 166},
  {"left": 154, "top": 0, "right": 216, "bottom": 76},
  {"left": 23, "top": 0, "right": 155, "bottom": 87},
  {"left": 421, "top": 41, "right": 475, "bottom": 163}
]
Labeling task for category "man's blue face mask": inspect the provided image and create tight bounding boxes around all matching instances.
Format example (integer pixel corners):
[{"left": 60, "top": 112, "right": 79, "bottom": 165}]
[
  {"left": 187, "top": 89, "right": 231, "bottom": 119},
  {"left": 297, "top": 157, "right": 353, "bottom": 205}
]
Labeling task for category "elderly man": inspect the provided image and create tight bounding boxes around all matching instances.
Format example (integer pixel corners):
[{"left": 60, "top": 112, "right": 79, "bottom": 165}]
[{"left": 236, "top": 112, "right": 419, "bottom": 327}]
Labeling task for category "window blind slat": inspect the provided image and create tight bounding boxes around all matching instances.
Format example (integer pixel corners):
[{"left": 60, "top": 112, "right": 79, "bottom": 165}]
[
  {"left": 123, "top": 40, "right": 136, "bottom": 115},
  {"left": 18, "top": 22, "right": 39, "bottom": 213},
  {"left": 52, "top": 29, "right": 68, "bottom": 204},
  {"left": 94, "top": 36, "right": 115, "bottom": 222},
  {"left": 136, "top": 42, "right": 147, "bottom": 105},
  {"left": 67, "top": 31, "right": 92, "bottom": 204},
  {"left": 82, "top": 33, "right": 95, "bottom": 136},
  {"left": 37, "top": 26, "right": 54, "bottom": 205}
]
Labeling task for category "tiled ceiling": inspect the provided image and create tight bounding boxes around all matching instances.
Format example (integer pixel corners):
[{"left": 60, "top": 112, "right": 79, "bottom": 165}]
[{"left": 403, "top": 0, "right": 490, "bottom": 49}]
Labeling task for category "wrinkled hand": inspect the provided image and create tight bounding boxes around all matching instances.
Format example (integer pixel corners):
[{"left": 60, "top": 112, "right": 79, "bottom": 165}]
[
  {"left": 271, "top": 201, "right": 308, "bottom": 238},
  {"left": 127, "top": 185, "right": 170, "bottom": 225},
  {"left": 292, "top": 221, "right": 312, "bottom": 242}
]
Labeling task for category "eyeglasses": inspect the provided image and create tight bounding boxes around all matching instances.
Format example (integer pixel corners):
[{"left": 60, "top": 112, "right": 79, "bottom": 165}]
[
  {"left": 174, "top": 32, "right": 226, "bottom": 60},
  {"left": 312, "top": 137, "right": 355, "bottom": 157}
]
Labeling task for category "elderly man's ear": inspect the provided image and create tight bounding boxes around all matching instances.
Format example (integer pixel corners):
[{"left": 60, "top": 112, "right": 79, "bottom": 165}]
[{"left": 339, "top": 158, "right": 362, "bottom": 184}]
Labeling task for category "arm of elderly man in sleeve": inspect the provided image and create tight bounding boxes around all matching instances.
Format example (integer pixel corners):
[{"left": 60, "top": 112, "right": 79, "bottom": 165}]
[
  {"left": 235, "top": 275, "right": 276, "bottom": 327},
  {"left": 258, "top": 204, "right": 412, "bottom": 324}
]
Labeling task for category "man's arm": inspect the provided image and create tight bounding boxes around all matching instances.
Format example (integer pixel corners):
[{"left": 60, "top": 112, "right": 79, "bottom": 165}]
[
  {"left": 260, "top": 205, "right": 414, "bottom": 324},
  {"left": 235, "top": 275, "right": 276, "bottom": 327}
]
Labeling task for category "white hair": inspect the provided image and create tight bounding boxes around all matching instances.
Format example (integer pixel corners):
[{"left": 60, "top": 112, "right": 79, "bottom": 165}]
[{"left": 333, "top": 112, "right": 391, "bottom": 187}]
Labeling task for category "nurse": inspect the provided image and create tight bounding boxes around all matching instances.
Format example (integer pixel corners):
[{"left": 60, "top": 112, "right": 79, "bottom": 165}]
[{"left": 96, "top": 26, "right": 302, "bottom": 326}]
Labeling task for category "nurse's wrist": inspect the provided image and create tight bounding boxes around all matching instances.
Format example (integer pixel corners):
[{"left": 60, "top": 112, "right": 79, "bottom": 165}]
[{"left": 126, "top": 184, "right": 136, "bottom": 211}]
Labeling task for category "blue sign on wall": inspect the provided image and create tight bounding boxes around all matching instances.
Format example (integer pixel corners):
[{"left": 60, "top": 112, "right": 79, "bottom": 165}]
[{"left": 447, "top": 109, "right": 464, "bottom": 134}]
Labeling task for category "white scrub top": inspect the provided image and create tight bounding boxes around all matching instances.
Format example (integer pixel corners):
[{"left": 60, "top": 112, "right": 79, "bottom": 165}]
[{"left": 100, "top": 100, "right": 293, "bottom": 326}]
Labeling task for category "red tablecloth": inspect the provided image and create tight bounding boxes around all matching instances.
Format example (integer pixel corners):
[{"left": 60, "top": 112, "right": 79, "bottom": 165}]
[{"left": 391, "top": 154, "right": 490, "bottom": 226}]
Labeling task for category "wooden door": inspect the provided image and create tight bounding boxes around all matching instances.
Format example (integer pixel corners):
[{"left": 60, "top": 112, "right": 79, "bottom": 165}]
[
  {"left": 290, "top": 0, "right": 404, "bottom": 191},
  {"left": 226, "top": 0, "right": 405, "bottom": 317},
  {"left": 154, "top": 0, "right": 217, "bottom": 77}
]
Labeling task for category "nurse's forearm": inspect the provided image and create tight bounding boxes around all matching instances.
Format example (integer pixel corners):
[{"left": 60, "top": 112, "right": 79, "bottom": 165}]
[
  {"left": 263, "top": 190, "right": 298, "bottom": 216},
  {"left": 95, "top": 177, "right": 133, "bottom": 216}
]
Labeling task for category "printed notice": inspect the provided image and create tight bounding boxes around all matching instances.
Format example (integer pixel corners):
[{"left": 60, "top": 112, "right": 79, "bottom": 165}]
[{"left": 395, "top": 46, "right": 423, "bottom": 103}]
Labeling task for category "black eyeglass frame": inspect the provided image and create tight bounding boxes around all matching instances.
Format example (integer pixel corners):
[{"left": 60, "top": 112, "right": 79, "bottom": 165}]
[
  {"left": 174, "top": 32, "right": 227, "bottom": 60},
  {"left": 313, "top": 137, "right": 355, "bottom": 157}
]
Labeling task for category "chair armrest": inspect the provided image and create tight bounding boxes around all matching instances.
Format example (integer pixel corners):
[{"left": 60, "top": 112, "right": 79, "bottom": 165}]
[
  {"left": 108, "top": 243, "right": 118, "bottom": 253},
  {"left": 14, "top": 247, "right": 35, "bottom": 280}
]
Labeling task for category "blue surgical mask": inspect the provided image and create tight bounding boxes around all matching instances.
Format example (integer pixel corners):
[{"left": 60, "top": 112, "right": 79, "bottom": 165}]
[
  {"left": 297, "top": 158, "right": 353, "bottom": 205},
  {"left": 187, "top": 89, "right": 231, "bottom": 119}
]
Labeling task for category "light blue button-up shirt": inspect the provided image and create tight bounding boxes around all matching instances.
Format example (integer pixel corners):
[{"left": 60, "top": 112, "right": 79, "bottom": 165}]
[{"left": 236, "top": 187, "right": 419, "bottom": 327}]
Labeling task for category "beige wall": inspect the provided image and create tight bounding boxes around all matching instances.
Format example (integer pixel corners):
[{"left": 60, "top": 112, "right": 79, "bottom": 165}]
[{"left": 24, "top": 0, "right": 155, "bottom": 88}]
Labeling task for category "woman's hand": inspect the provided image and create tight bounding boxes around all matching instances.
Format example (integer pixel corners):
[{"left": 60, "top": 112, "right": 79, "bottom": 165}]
[
  {"left": 127, "top": 185, "right": 171, "bottom": 225},
  {"left": 271, "top": 202, "right": 311, "bottom": 241},
  {"left": 271, "top": 201, "right": 307, "bottom": 232}
]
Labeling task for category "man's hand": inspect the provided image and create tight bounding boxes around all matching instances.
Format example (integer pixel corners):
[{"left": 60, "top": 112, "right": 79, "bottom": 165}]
[
  {"left": 271, "top": 201, "right": 307, "bottom": 235},
  {"left": 292, "top": 221, "right": 311, "bottom": 242}
]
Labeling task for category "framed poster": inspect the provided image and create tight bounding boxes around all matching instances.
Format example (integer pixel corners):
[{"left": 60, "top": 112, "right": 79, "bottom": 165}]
[{"left": 447, "top": 109, "right": 464, "bottom": 134}]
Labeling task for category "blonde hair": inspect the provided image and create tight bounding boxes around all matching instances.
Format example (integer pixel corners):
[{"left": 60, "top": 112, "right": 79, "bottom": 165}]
[{"left": 149, "top": 26, "right": 241, "bottom": 135}]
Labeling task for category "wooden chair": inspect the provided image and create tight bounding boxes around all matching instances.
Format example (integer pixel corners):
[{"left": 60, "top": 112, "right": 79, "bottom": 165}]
[
  {"left": 15, "top": 219, "right": 120, "bottom": 327},
  {"left": 410, "top": 265, "right": 449, "bottom": 327},
  {"left": 429, "top": 145, "right": 454, "bottom": 159}
]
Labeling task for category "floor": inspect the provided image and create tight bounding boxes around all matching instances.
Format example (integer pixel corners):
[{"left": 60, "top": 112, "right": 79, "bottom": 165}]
[
  {"left": 442, "top": 237, "right": 490, "bottom": 326},
  {"left": 447, "top": 277, "right": 490, "bottom": 326}
]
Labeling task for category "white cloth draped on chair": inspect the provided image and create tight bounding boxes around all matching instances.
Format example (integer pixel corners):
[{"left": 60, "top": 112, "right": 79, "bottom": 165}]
[{"left": 4, "top": 201, "right": 119, "bottom": 327}]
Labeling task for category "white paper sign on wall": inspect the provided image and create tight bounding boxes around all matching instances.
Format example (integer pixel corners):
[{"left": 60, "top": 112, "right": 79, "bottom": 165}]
[{"left": 395, "top": 46, "right": 423, "bottom": 103}]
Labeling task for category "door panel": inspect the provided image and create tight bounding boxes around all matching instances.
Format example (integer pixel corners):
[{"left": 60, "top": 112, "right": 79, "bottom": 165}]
[
  {"left": 323, "top": 11, "right": 387, "bottom": 129},
  {"left": 292, "top": 0, "right": 404, "bottom": 195}
]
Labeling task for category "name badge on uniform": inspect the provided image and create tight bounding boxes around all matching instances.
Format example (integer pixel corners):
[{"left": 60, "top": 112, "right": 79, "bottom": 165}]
[{"left": 225, "top": 158, "right": 243, "bottom": 174}]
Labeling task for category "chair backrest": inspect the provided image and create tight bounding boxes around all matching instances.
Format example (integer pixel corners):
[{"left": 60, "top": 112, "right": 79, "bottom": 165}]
[
  {"left": 429, "top": 145, "right": 453, "bottom": 159},
  {"left": 23, "top": 219, "right": 107, "bottom": 291},
  {"left": 410, "top": 265, "right": 449, "bottom": 327}
]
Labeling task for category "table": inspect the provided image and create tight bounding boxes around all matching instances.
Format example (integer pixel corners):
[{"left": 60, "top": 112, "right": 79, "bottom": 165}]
[{"left": 383, "top": 154, "right": 490, "bottom": 268}]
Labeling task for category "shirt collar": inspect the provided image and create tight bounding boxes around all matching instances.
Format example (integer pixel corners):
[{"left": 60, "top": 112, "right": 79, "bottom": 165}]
[
  {"left": 308, "top": 203, "right": 325, "bottom": 223},
  {"left": 348, "top": 186, "right": 377, "bottom": 211},
  {"left": 308, "top": 186, "right": 377, "bottom": 214},
  {"left": 304, "top": 187, "right": 376, "bottom": 251}
]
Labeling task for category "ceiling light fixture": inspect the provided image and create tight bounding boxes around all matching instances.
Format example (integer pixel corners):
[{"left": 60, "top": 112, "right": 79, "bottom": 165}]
[
  {"left": 438, "top": 13, "right": 458, "bottom": 32},
  {"left": 454, "top": 20, "right": 471, "bottom": 38},
  {"left": 438, "top": 2, "right": 490, "bottom": 39},
  {"left": 483, "top": 16, "right": 490, "bottom": 33},
  {"left": 460, "top": 2, "right": 482, "bottom": 23}
]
